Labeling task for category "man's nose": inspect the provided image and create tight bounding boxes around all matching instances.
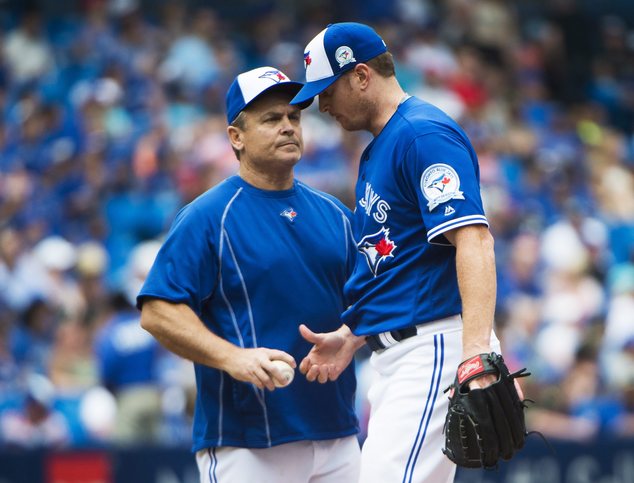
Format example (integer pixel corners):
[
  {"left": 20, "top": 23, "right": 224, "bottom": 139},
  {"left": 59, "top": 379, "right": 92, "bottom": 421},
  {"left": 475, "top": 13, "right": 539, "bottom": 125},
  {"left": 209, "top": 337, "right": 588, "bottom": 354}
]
[{"left": 280, "top": 117, "right": 295, "bottom": 134}]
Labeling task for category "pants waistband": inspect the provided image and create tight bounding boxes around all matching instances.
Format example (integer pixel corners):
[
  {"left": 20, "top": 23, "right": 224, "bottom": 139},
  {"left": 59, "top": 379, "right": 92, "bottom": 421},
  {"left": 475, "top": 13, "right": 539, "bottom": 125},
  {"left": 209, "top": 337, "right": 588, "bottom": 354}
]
[{"left": 365, "top": 315, "right": 461, "bottom": 352}]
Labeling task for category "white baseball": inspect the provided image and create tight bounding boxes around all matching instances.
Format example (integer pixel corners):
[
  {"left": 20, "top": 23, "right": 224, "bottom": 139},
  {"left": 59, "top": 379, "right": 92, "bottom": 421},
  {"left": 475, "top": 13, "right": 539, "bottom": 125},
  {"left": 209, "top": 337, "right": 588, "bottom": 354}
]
[{"left": 271, "top": 360, "right": 295, "bottom": 388}]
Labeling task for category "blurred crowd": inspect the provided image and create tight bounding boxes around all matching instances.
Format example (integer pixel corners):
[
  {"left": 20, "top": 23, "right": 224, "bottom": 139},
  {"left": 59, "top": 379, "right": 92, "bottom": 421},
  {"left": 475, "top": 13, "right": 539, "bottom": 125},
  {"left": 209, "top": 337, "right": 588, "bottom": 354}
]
[{"left": 1, "top": 0, "right": 634, "bottom": 449}]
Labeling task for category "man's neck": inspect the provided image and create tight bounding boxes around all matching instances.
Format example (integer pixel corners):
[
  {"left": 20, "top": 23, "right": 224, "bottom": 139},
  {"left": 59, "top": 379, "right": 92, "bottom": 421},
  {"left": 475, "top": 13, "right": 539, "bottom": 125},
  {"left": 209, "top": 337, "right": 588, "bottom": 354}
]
[
  {"left": 238, "top": 164, "right": 294, "bottom": 191},
  {"left": 368, "top": 78, "right": 407, "bottom": 137}
]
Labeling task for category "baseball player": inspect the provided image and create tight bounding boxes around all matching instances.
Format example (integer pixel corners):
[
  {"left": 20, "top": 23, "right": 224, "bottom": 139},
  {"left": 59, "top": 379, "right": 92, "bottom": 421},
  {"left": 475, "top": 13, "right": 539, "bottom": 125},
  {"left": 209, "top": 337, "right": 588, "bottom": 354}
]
[
  {"left": 138, "top": 67, "right": 360, "bottom": 482},
  {"left": 290, "top": 23, "right": 506, "bottom": 482}
]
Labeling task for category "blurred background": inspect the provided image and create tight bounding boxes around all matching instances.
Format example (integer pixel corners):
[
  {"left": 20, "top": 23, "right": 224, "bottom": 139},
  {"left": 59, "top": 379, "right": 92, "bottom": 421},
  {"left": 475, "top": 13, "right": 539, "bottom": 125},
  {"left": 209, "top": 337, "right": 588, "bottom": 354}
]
[{"left": 0, "top": 0, "right": 633, "bottom": 481}]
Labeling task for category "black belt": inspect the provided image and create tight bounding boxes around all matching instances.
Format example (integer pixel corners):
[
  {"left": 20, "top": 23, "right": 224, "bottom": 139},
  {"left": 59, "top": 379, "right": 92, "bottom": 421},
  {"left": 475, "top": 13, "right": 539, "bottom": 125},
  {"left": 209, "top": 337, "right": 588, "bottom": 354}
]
[{"left": 365, "top": 326, "right": 419, "bottom": 352}]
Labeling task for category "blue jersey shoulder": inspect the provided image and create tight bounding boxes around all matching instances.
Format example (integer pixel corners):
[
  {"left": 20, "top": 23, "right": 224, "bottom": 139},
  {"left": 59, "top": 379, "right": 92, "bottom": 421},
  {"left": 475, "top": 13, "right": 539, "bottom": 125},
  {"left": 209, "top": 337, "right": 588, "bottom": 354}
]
[
  {"left": 185, "top": 176, "right": 243, "bottom": 215},
  {"left": 386, "top": 98, "right": 472, "bottom": 150}
]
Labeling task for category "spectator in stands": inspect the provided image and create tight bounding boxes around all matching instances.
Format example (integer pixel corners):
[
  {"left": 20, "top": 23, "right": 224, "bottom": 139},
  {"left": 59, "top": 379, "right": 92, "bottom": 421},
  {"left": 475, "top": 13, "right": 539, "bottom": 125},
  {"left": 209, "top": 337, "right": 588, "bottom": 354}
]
[
  {"left": 93, "top": 240, "right": 163, "bottom": 445},
  {"left": 2, "top": 6, "right": 54, "bottom": 84},
  {"left": 0, "top": 374, "right": 70, "bottom": 448},
  {"left": 0, "top": 1, "right": 632, "bottom": 452}
]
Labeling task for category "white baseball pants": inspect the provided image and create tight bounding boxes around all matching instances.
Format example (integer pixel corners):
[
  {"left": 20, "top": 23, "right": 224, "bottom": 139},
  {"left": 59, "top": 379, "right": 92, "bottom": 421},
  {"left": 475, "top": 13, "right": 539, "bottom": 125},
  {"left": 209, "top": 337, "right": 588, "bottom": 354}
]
[
  {"left": 359, "top": 315, "right": 501, "bottom": 483},
  {"left": 196, "top": 435, "right": 360, "bottom": 482}
]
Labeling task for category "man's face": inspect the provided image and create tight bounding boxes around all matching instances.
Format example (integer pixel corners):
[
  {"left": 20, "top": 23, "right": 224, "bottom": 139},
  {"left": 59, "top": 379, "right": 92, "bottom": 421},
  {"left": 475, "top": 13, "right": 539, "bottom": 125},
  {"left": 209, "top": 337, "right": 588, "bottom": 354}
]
[
  {"left": 238, "top": 92, "right": 303, "bottom": 169},
  {"left": 318, "top": 71, "right": 366, "bottom": 131}
]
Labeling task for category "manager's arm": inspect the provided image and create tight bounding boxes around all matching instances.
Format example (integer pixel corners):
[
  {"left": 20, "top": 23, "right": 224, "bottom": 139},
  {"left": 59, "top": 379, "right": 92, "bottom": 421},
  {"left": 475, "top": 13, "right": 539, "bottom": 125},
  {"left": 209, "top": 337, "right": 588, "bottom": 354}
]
[{"left": 140, "top": 298, "right": 295, "bottom": 390}]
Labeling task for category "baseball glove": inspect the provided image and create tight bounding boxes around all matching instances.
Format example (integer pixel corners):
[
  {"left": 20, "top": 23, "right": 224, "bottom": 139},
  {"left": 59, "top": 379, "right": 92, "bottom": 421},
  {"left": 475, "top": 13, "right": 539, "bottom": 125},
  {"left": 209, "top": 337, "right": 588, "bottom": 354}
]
[{"left": 442, "top": 352, "right": 530, "bottom": 469}]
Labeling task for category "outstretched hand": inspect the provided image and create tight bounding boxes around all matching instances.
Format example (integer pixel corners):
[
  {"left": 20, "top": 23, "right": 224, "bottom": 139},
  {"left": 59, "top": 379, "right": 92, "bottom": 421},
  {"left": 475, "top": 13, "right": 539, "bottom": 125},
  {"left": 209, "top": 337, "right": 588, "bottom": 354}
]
[{"left": 299, "top": 324, "right": 359, "bottom": 383}]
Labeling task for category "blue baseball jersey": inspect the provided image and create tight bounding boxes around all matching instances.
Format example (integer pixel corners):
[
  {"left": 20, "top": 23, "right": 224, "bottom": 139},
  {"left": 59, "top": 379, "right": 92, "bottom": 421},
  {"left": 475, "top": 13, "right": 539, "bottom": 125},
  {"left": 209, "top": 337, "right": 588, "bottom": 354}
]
[
  {"left": 138, "top": 175, "right": 358, "bottom": 452},
  {"left": 342, "top": 97, "right": 488, "bottom": 336}
]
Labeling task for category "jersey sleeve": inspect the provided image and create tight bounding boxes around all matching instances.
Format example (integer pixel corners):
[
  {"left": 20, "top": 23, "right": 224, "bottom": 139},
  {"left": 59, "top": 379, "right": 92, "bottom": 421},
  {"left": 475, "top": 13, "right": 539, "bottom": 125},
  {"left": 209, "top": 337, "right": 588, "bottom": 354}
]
[
  {"left": 137, "top": 202, "right": 218, "bottom": 316},
  {"left": 403, "top": 132, "right": 488, "bottom": 245}
]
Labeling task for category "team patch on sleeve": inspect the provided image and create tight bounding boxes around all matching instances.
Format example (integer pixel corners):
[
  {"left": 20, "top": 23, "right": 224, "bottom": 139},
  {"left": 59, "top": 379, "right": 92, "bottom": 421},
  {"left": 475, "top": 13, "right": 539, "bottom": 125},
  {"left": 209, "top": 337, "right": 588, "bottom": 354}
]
[{"left": 420, "top": 163, "right": 465, "bottom": 211}]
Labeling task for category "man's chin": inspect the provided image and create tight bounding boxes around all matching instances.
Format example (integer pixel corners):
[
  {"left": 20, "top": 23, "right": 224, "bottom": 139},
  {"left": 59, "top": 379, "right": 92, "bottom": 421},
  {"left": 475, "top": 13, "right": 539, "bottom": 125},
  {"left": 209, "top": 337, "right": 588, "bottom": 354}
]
[
  {"left": 275, "top": 154, "right": 301, "bottom": 168},
  {"left": 277, "top": 146, "right": 302, "bottom": 160},
  {"left": 335, "top": 118, "right": 361, "bottom": 132}
]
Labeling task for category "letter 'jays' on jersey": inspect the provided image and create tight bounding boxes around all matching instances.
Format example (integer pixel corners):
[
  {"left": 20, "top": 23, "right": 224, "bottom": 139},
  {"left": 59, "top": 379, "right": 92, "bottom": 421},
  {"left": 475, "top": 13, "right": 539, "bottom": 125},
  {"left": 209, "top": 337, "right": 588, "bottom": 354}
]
[
  {"left": 343, "top": 97, "right": 489, "bottom": 336},
  {"left": 359, "top": 182, "right": 392, "bottom": 223}
]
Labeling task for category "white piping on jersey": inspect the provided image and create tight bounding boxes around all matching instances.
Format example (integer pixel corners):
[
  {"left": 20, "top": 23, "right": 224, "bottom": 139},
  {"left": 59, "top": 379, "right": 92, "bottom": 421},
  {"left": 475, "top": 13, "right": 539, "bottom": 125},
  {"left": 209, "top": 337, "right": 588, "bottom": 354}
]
[
  {"left": 217, "top": 186, "right": 272, "bottom": 447},
  {"left": 217, "top": 187, "right": 244, "bottom": 446},
  {"left": 296, "top": 181, "right": 357, "bottom": 259},
  {"left": 223, "top": 229, "right": 273, "bottom": 444},
  {"left": 218, "top": 188, "right": 245, "bottom": 348},
  {"left": 223, "top": 232, "right": 259, "bottom": 348},
  {"left": 217, "top": 372, "right": 224, "bottom": 446},
  {"left": 426, "top": 214, "right": 488, "bottom": 242}
]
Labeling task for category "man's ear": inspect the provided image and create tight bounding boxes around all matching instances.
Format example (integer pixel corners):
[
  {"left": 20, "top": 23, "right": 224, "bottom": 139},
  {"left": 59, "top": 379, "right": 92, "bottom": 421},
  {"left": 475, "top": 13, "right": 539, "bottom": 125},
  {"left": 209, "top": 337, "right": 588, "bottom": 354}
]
[
  {"left": 353, "top": 64, "right": 371, "bottom": 90},
  {"left": 227, "top": 125, "right": 244, "bottom": 152}
]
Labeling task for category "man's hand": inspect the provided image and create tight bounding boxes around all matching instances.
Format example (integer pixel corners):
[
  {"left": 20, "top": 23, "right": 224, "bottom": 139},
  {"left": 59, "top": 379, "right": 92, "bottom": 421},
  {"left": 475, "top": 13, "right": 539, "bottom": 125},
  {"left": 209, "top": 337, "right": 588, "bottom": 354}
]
[
  {"left": 299, "top": 324, "right": 362, "bottom": 383},
  {"left": 462, "top": 348, "right": 525, "bottom": 400},
  {"left": 466, "top": 373, "right": 525, "bottom": 401},
  {"left": 443, "top": 353, "right": 530, "bottom": 468},
  {"left": 224, "top": 347, "right": 296, "bottom": 391}
]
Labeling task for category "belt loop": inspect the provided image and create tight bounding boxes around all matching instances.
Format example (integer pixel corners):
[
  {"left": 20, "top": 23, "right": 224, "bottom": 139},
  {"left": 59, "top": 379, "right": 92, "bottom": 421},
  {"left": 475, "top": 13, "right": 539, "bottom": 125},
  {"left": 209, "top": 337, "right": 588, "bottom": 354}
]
[{"left": 365, "top": 335, "right": 385, "bottom": 352}]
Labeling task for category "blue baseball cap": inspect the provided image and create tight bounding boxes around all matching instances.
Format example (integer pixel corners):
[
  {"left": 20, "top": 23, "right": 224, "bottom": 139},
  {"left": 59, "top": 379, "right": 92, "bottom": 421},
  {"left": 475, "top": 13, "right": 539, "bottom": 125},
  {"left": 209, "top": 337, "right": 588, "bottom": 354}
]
[
  {"left": 291, "top": 23, "right": 387, "bottom": 106},
  {"left": 225, "top": 66, "right": 312, "bottom": 124}
]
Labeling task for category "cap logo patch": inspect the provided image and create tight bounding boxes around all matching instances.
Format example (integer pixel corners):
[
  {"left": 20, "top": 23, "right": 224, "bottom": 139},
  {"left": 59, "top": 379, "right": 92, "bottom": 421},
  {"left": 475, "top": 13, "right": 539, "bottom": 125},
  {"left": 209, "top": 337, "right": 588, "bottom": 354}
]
[
  {"left": 258, "top": 70, "right": 287, "bottom": 83},
  {"left": 304, "top": 51, "right": 312, "bottom": 67},
  {"left": 335, "top": 46, "right": 356, "bottom": 68},
  {"left": 420, "top": 163, "right": 465, "bottom": 212}
]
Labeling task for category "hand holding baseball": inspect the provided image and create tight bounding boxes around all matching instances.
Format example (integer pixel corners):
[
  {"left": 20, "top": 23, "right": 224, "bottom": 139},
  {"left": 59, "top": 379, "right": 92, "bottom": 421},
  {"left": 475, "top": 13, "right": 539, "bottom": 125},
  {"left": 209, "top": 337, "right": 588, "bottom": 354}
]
[
  {"left": 271, "top": 359, "right": 295, "bottom": 387},
  {"left": 223, "top": 347, "right": 295, "bottom": 391}
]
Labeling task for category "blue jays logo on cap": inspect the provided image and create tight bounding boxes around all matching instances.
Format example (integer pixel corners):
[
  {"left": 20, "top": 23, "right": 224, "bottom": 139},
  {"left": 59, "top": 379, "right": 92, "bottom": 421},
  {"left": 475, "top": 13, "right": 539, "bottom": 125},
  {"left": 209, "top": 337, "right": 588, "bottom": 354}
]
[
  {"left": 357, "top": 227, "right": 396, "bottom": 276},
  {"left": 225, "top": 66, "right": 312, "bottom": 124},
  {"left": 335, "top": 46, "right": 356, "bottom": 67},
  {"left": 291, "top": 22, "right": 388, "bottom": 106},
  {"left": 259, "top": 70, "right": 287, "bottom": 83}
]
